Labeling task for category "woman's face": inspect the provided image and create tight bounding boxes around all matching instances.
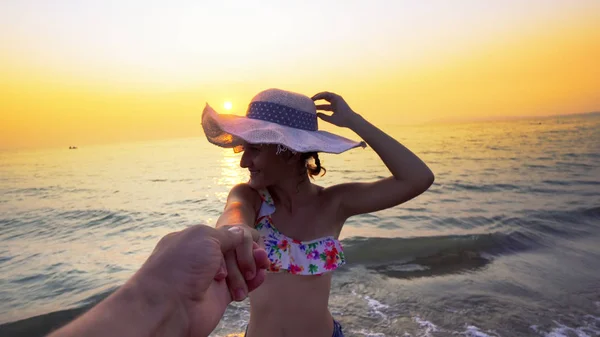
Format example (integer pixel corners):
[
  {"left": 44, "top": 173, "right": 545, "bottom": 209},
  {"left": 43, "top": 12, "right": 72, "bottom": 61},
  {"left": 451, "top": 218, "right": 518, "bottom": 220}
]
[{"left": 239, "top": 143, "right": 297, "bottom": 189}]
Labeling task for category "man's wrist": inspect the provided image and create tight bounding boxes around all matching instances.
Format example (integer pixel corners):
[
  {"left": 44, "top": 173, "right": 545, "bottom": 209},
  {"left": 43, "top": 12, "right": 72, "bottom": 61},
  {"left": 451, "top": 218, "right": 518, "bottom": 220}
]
[
  {"left": 47, "top": 275, "right": 181, "bottom": 337},
  {"left": 106, "top": 275, "right": 182, "bottom": 337}
]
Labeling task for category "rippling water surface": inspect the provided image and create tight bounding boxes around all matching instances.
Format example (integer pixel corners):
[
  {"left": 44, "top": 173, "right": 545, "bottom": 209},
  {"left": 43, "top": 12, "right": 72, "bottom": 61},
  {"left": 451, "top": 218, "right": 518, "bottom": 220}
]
[{"left": 1, "top": 113, "right": 599, "bottom": 337}]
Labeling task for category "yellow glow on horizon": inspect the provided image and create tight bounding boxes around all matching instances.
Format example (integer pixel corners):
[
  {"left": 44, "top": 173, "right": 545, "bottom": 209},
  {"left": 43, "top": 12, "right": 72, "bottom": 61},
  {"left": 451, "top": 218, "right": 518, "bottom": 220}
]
[{"left": 1, "top": 1, "right": 599, "bottom": 150}]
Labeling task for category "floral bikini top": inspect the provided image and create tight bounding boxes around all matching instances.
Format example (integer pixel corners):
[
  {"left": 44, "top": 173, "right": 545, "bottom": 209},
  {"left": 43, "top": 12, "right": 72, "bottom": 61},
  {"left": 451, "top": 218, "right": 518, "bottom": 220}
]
[{"left": 255, "top": 189, "right": 346, "bottom": 275}]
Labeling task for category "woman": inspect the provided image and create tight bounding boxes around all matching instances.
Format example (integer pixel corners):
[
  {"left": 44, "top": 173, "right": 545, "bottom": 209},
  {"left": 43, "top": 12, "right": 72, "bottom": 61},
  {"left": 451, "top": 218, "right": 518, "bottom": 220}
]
[{"left": 201, "top": 88, "right": 434, "bottom": 337}]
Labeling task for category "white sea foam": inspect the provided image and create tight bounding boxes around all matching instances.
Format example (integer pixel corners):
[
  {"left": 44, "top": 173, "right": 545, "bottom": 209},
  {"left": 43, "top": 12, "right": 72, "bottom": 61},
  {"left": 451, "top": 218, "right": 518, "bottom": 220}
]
[
  {"left": 387, "top": 264, "right": 430, "bottom": 272},
  {"left": 413, "top": 316, "right": 438, "bottom": 337},
  {"left": 365, "top": 295, "right": 390, "bottom": 310},
  {"left": 364, "top": 295, "right": 390, "bottom": 319},
  {"left": 463, "top": 325, "right": 499, "bottom": 337},
  {"left": 349, "top": 330, "right": 387, "bottom": 337},
  {"left": 530, "top": 315, "right": 600, "bottom": 337},
  {"left": 480, "top": 252, "right": 495, "bottom": 261}
]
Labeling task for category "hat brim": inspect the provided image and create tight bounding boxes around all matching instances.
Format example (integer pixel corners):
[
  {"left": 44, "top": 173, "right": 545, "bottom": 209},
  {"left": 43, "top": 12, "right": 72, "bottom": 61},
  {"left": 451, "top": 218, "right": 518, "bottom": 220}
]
[{"left": 201, "top": 104, "right": 366, "bottom": 154}]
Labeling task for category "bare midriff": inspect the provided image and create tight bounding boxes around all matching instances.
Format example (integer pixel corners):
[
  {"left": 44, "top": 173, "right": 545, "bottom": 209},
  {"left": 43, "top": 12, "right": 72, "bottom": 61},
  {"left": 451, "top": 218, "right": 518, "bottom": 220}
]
[{"left": 245, "top": 272, "right": 335, "bottom": 337}]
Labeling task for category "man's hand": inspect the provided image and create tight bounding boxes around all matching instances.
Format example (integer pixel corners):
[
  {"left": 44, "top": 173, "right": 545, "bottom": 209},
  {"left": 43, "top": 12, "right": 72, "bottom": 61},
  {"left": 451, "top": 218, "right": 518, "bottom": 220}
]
[
  {"left": 132, "top": 224, "right": 269, "bottom": 337},
  {"left": 49, "top": 224, "right": 269, "bottom": 337}
]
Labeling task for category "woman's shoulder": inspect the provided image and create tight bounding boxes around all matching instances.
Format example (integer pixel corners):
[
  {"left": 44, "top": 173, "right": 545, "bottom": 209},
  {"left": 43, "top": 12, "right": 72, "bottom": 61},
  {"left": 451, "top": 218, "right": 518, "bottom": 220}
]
[
  {"left": 228, "top": 183, "right": 262, "bottom": 211},
  {"left": 320, "top": 183, "right": 344, "bottom": 202},
  {"left": 317, "top": 184, "right": 345, "bottom": 211},
  {"left": 310, "top": 184, "right": 350, "bottom": 233}
]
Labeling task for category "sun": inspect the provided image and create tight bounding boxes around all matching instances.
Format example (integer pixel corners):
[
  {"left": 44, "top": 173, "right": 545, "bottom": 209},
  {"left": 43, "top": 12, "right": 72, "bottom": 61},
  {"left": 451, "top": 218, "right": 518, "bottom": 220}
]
[{"left": 224, "top": 101, "right": 233, "bottom": 110}]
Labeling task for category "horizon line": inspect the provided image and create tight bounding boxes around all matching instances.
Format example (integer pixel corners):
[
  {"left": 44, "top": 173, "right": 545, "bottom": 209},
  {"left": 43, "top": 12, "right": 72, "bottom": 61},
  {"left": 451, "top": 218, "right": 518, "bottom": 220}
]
[{"left": 1, "top": 110, "right": 598, "bottom": 153}]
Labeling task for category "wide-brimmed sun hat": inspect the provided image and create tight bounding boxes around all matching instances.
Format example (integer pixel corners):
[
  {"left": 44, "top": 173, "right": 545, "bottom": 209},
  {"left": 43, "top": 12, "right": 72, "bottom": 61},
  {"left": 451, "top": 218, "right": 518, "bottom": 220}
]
[{"left": 201, "top": 88, "right": 367, "bottom": 154}]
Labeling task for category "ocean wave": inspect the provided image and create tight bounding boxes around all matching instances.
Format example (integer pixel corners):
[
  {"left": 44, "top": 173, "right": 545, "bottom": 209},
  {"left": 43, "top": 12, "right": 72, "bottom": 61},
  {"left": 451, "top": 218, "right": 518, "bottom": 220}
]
[
  {"left": 542, "top": 179, "right": 600, "bottom": 186},
  {"left": 2, "top": 186, "right": 96, "bottom": 198},
  {"left": 342, "top": 231, "right": 534, "bottom": 265},
  {"left": 343, "top": 206, "right": 600, "bottom": 278},
  {"left": 340, "top": 232, "right": 516, "bottom": 279},
  {"left": 165, "top": 198, "right": 208, "bottom": 206},
  {"left": 0, "top": 208, "right": 174, "bottom": 242},
  {"left": 443, "top": 182, "right": 521, "bottom": 193}
]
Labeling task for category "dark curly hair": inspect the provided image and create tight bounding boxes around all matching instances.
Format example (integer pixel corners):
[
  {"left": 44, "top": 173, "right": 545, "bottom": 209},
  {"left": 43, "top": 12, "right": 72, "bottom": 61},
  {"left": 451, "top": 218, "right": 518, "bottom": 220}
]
[{"left": 301, "top": 152, "right": 326, "bottom": 179}]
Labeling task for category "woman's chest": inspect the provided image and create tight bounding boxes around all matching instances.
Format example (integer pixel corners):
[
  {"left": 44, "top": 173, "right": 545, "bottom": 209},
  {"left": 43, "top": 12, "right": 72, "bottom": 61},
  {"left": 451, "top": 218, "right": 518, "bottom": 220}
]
[{"left": 268, "top": 202, "right": 342, "bottom": 241}]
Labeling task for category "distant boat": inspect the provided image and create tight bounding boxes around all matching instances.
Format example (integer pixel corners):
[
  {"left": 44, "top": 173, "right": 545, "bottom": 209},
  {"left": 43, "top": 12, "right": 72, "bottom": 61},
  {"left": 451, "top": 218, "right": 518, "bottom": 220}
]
[{"left": 69, "top": 146, "right": 78, "bottom": 149}]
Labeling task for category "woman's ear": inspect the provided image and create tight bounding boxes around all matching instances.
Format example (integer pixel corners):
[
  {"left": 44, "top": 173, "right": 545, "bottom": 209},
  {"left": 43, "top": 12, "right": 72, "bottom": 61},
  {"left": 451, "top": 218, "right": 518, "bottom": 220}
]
[{"left": 285, "top": 152, "right": 302, "bottom": 165}]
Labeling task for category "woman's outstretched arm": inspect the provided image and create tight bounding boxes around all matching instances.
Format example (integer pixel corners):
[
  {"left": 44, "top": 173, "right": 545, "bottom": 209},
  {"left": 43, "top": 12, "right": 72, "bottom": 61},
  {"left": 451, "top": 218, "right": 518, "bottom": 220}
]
[{"left": 215, "top": 183, "right": 263, "bottom": 301}]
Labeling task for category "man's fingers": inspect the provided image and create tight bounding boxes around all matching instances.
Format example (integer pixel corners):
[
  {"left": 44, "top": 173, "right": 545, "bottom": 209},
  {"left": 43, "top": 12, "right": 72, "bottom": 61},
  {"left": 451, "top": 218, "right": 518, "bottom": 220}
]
[
  {"left": 214, "top": 256, "right": 227, "bottom": 281},
  {"left": 224, "top": 252, "right": 248, "bottom": 301}
]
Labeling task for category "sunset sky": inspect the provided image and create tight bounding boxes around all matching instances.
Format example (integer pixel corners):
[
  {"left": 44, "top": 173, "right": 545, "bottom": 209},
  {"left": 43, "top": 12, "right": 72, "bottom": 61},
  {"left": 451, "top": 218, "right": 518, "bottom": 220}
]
[{"left": 1, "top": 0, "right": 599, "bottom": 150}]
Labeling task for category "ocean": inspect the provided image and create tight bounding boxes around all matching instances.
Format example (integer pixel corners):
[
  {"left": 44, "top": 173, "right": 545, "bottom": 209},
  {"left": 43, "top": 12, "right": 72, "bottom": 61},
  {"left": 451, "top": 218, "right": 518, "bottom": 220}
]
[{"left": 1, "top": 113, "right": 599, "bottom": 337}]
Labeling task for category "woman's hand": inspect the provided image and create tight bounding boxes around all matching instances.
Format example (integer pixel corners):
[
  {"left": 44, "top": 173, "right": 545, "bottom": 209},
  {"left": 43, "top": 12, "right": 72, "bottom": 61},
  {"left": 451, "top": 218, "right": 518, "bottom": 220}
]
[
  {"left": 222, "top": 225, "right": 265, "bottom": 302},
  {"left": 312, "top": 91, "right": 363, "bottom": 128}
]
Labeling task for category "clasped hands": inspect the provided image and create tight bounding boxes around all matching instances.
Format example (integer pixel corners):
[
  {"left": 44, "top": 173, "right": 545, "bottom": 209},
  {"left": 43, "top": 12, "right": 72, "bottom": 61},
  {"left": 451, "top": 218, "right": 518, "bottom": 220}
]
[
  {"left": 138, "top": 224, "right": 268, "bottom": 337},
  {"left": 48, "top": 224, "right": 268, "bottom": 337}
]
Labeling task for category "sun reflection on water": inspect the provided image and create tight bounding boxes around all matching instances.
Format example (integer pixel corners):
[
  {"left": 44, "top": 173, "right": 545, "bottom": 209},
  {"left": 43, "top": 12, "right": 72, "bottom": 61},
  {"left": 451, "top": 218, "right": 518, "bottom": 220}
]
[{"left": 218, "top": 149, "right": 247, "bottom": 191}]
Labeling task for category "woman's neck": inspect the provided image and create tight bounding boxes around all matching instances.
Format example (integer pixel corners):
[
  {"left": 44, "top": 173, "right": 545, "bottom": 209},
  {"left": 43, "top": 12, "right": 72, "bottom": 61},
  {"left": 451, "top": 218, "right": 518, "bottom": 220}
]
[{"left": 268, "top": 176, "right": 315, "bottom": 214}]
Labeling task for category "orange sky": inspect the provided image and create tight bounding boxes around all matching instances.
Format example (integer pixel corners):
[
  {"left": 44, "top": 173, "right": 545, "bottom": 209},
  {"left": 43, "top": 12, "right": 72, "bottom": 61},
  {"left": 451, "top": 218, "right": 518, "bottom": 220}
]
[{"left": 1, "top": 1, "right": 599, "bottom": 150}]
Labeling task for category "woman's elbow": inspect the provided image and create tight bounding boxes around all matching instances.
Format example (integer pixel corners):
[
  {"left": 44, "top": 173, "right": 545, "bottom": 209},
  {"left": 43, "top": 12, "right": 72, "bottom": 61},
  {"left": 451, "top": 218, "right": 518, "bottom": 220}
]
[
  {"left": 420, "top": 169, "right": 435, "bottom": 191},
  {"left": 427, "top": 170, "right": 435, "bottom": 186}
]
